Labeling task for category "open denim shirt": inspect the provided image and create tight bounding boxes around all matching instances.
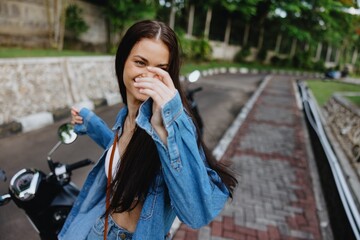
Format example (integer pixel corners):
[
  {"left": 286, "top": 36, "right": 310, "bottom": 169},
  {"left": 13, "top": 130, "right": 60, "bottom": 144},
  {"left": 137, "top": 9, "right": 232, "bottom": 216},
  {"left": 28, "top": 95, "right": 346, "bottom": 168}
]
[{"left": 58, "top": 92, "right": 229, "bottom": 240}]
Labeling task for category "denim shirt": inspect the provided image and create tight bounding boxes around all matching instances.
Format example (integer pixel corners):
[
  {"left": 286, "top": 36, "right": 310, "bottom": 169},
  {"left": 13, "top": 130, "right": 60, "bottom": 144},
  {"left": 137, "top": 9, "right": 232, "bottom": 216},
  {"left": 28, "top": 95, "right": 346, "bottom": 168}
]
[{"left": 58, "top": 92, "right": 229, "bottom": 240}]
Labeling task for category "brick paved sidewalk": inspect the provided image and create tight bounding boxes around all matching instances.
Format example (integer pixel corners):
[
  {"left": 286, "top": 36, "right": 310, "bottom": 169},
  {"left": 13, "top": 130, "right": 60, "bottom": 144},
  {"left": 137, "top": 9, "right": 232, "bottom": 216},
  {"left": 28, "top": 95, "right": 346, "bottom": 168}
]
[{"left": 173, "top": 76, "right": 324, "bottom": 240}]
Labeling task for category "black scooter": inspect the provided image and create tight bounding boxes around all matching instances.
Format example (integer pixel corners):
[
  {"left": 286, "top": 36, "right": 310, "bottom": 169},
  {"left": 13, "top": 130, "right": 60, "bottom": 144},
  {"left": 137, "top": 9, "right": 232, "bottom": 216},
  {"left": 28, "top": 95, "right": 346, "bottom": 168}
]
[{"left": 0, "top": 123, "right": 93, "bottom": 240}]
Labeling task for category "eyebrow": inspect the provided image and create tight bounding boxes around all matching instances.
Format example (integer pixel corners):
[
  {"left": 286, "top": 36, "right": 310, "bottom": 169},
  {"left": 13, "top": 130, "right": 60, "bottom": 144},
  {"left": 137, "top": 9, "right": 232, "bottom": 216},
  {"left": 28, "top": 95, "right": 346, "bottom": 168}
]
[{"left": 134, "top": 55, "right": 169, "bottom": 68}]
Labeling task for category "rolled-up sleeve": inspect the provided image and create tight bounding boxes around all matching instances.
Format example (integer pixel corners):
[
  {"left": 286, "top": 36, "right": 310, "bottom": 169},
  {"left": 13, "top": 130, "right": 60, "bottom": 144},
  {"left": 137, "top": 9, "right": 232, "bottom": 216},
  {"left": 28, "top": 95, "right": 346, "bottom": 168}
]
[{"left": 74, "top": 108, "right": 113, "bottom": 149}]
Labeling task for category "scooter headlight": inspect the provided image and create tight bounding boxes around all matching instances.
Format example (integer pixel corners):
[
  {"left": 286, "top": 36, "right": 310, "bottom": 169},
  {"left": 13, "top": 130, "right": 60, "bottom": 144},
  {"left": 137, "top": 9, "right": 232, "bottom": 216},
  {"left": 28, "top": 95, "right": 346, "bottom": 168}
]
[{"left": 10, "top": 169, "right": 40, "bottom": 201}]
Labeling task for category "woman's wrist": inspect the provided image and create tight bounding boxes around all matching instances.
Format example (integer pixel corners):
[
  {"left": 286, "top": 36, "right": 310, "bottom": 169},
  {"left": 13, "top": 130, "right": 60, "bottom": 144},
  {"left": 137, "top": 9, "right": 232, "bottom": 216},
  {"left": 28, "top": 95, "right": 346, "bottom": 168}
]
[{"left": 152, "top": 124, "right": 168, "bottom": 145}]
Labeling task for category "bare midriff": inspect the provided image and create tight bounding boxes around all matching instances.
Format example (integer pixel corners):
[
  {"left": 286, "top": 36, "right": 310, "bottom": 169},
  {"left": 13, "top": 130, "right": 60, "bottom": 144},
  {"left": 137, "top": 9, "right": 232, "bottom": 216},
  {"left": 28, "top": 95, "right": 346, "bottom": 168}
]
[{"left": 111, "top": 202, "right": 143, "bottom": 233}]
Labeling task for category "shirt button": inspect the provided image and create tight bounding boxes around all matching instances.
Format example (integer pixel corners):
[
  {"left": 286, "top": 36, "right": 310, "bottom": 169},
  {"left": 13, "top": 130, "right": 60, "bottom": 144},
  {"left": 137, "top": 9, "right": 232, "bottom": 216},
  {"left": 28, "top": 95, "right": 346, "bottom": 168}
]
[{"left": 119, "top": 233, "right": 126, "bottom": 239}]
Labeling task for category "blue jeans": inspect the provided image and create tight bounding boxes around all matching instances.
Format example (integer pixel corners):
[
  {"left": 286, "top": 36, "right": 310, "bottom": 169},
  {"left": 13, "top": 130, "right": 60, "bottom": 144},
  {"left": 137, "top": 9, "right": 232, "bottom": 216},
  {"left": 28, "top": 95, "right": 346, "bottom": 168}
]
[{"left": 86, "top": 215, "right": 133, "bottom": 240}]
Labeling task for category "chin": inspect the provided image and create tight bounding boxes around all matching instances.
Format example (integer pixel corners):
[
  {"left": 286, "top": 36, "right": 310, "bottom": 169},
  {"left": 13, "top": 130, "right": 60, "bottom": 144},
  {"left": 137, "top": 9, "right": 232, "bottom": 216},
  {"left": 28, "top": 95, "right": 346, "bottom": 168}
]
[{"left": 134, "top": 93, "right": 149, "bottom": 102}]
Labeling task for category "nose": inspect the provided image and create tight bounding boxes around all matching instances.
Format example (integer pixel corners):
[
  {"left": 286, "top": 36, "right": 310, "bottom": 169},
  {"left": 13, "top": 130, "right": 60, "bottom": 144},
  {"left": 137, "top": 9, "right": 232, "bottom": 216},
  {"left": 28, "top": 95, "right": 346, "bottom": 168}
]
[{"left": 141, "top": 71, "right": 159, "bottom": 79}]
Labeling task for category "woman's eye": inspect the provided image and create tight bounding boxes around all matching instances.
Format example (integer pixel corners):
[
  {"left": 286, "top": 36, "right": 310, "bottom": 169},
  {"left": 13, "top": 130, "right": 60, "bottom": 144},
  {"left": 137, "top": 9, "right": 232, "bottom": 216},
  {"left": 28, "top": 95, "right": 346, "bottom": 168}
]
[{"left": 135, "top": 61, "right": 146, "bottom": 66}]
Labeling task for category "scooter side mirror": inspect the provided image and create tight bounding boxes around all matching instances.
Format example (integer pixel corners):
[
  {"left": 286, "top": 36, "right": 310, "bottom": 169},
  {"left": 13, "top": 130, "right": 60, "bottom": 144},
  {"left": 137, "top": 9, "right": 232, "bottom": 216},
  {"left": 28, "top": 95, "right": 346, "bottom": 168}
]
[
  {"left": 188, "top": 70, "right": 201, "bottom": 83},
  {"left": 58, "top": 123, "right": 77, "bottom": 144}
]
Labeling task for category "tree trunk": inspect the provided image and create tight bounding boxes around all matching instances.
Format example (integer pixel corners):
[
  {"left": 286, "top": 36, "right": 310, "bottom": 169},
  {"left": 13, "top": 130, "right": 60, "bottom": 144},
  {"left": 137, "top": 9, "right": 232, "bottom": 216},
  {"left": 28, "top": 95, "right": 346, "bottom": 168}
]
[
  {"left": 53, "top": 0, "right": 60, "bottom": 48},
  {"left": 58, "top": 0, "right": 67, "bottom": 51},
  {"left": 257, "top": 27, "right": 264, "bottom": 50},
  {"left": 315, "top": 42, "right": 322, "bottom": 61},
  {"left": 204, "top": 7, "right": 212, "bottom": 39},
  {"left": 290, "top": 38, "right": 297, "bottom": 58},
  {"left": 335, "top": 48, "right": 341, "bottom": 64},
  {"left": 187, "top": 4, "right": 195, "bottom": 37},
  {"left": 105, "top": 18, "right": 112, "bottom": 53},
  {"left": 352, "top": 48, "right": 358, "bottom": 65},
  {"left": 326, "top": 45, "right": 332, "bottom": 62},
  {"left": 304, "top": 43, "right": 309, "bottom": 52},
  {"left": 243, "top": 23, "right": 250, "bottom": 46},
  {"left": 224, "top": 17, "right": 231, "bottom": 45},
  {"left": 169, "top": 0, "right": 176, "bottom": 30},
  {"left": 44, "top": 0, "right": 53, "bottom": 48},
  {"left": 275, "top": 34, "right": 282, "bottom": 53}
]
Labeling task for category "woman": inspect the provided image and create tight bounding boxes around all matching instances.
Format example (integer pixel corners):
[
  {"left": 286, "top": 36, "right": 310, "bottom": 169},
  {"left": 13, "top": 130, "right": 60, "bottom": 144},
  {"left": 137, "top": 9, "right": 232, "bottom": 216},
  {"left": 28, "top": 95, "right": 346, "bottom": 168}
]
[{"left": 59, "top": 20, "right": 237, "bottom": 240}]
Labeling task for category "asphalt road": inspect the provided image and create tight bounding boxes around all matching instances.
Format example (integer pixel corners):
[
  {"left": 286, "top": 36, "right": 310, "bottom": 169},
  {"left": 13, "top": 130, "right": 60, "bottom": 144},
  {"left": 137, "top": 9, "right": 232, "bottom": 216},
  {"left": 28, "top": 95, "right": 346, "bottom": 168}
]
[{"left": 0, "top": 73, "right": 263, "bottom": 240}]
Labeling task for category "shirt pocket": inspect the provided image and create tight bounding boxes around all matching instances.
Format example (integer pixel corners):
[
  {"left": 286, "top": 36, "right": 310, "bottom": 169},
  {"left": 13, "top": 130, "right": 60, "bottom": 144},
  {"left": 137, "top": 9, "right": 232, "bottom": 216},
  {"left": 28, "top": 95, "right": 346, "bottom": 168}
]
[{"left": 140, "top": 173, "right": 164, "bottom": 220}]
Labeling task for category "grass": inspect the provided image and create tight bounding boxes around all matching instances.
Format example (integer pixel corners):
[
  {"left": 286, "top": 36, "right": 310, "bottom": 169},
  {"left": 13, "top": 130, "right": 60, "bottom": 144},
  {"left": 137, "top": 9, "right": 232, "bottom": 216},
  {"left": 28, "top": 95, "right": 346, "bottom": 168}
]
[
  {"left": 306, "top": 80, "right": 360, "bottom": 106},
  {"left": 346, "top": 96, "right": 360, "bottom": 107},
  {"left": 0, "top": 47, "right": 106, "bottom": 58}
]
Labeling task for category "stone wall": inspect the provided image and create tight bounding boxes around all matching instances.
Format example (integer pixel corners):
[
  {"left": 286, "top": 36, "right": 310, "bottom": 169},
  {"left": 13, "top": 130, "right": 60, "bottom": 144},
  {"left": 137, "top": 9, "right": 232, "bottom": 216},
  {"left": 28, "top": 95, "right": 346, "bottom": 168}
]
[
  {"left": 0, "top": 56, "right": 120, "bottom": 127},
  {"left": 324, "top": 93, "right": 360, "bottom": 172},
  {"left": 0, "top": 0, "right": 106, "bottom": 48}
]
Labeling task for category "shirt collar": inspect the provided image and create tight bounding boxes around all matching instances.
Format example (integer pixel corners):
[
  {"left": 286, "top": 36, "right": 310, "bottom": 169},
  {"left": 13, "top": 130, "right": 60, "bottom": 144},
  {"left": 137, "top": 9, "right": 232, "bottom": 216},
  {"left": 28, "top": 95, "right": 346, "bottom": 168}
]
[{"left": 111, "top": 97, "right": 153, "bottom": 133}]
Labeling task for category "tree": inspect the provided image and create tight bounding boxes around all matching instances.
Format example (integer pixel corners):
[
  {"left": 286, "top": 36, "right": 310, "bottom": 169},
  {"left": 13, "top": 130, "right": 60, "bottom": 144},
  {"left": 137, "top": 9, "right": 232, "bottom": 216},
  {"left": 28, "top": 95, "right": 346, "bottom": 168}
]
[
  {"left": 104, "top": 0, "right": 156, "bottom": 51},
  {"left": 221, "top": 0, "right": 260, "bottom": 45},
  {"left": 65, "top": 4, "right": 89, "bottom": 38}
]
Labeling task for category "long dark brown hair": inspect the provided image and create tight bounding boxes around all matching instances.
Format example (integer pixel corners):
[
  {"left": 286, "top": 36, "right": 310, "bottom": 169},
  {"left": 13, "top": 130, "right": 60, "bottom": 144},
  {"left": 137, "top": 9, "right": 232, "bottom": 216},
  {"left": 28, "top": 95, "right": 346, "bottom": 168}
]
[{"left": 108, "top": 20, "right": 237, "bottom": 214}]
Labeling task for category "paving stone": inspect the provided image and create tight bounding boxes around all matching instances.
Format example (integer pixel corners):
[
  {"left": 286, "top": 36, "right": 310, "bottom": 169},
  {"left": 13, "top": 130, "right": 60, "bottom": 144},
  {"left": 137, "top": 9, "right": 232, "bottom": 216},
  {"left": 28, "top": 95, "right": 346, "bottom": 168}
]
[
  {"left": 290, "top": 229, "right": 315, "bottom": 239},
  {"left": 261, "top": 94, "right": 294, "bottom": 107},
  {"left": 237, "top": 123, "right": 295, "bottom": 156},
  {"left": 198, "top": 226, "right": 211, "bottom": 240},
  {"left": 211, "top": 237, "right": 232, "bottom": 240},
  {"left": 254, "top": 104, "right": 294, "bottom": 125}
]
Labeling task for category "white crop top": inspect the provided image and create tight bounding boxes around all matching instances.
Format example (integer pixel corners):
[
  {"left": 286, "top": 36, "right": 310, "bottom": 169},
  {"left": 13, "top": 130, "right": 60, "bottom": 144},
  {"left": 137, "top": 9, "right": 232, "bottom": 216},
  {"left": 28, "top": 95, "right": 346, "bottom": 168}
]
[{"left": 104, "top": 143, "right": 120, "bottom": 179}]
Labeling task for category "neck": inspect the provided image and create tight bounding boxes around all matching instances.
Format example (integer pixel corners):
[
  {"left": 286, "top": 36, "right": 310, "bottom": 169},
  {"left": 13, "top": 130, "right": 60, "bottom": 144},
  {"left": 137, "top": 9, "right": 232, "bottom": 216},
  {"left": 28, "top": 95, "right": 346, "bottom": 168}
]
[{"left": 125, "top": 97, "right": 141, "bottom": 125}]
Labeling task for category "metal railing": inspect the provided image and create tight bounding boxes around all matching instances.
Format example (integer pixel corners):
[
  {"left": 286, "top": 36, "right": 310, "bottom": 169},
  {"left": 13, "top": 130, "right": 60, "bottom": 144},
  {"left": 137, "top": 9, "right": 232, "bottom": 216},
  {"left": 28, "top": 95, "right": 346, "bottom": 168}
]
[{"left": 298, "top": 81, "right": 360, "bottom": 239}]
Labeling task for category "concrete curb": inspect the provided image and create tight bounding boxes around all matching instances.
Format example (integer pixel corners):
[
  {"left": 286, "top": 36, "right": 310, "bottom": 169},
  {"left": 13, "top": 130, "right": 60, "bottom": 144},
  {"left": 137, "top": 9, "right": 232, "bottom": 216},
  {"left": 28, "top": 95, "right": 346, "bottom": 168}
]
[{"left": 212, "top": 75, "right": 271, "bottom": 161}]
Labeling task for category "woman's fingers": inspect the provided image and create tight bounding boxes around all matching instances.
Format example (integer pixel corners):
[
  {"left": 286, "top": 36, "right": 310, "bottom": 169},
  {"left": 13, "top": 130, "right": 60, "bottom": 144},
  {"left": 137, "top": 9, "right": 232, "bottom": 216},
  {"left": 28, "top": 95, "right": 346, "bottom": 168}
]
[
  {"left": 146, "top": 67, "right": 176, "bottom": 90},
  {"left": 134, "top": 77, "right": 175, "bottom": 106},
  {"left": 135, "top": 78, "right": 173, "bottom": 97},
  {"left": 70, "top": 107, "right": 83, "bottom": 125},
  {"left": 71, "top": 107, "right": 79, "bottom": 116}
]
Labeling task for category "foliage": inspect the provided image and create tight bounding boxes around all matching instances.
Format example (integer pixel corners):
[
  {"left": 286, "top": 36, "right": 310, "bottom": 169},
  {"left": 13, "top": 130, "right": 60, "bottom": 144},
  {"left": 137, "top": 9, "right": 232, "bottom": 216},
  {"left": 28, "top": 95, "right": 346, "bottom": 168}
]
[
  {"left": 234, "top": 45, "right": 251, "bottom": 63},
  {"left": 312, "top": 59, "right": 325, "bottom": 72},
  {"left": 222, "top": 0, "right": 260, "bottom": 20},
  {"left": 291, "top": 51, "right": 312, "bottom": 69},
  {"left": 256, "top": 47, "right": 268, "bottom": 62},
  {"left": 270, "top": 56, "right": 291, "bottom": 68},
  {"left": 65, "top": 4, "right": 89, "bottom": 38},
  {"left": 179, "top": 36, "right": 212, "bottom": 61}
]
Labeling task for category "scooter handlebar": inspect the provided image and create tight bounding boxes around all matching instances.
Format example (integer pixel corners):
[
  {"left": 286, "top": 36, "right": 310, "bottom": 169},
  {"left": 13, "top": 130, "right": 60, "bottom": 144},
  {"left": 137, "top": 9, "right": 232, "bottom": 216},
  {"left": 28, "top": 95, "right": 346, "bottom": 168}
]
[
  {"left": 66, "top": 159, "right": 93, "bottom": 172},
  {"left": 188, "top": 87, "right": 203, "bottom": 94},
  {"left": 186, "top": 87, "right": 203, "bottom": 99}
]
